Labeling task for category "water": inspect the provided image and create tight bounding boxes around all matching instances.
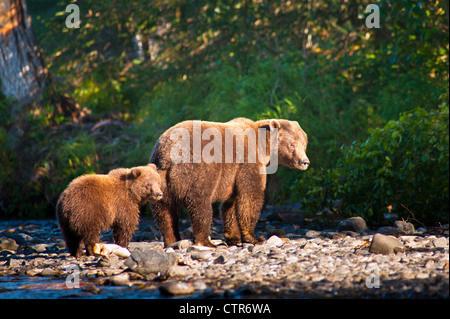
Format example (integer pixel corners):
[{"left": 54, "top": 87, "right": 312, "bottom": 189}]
[{"left": 0, "top": 276, "right": 165, "bottom": 299}]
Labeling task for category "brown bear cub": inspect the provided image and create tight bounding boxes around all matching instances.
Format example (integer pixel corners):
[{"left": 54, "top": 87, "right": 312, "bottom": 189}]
[{"left": 56, "top": 164, "right": 163, "bottom": 258}]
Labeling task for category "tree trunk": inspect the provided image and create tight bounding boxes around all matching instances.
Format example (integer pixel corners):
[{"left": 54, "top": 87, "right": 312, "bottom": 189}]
[{"left": 0, "top": 0, "right": 48, "bottom": 109}]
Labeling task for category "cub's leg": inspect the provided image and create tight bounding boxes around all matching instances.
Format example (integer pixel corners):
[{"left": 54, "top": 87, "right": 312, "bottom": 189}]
[{"left": 112, "top": 212, "right": 139, "bottom": 248}]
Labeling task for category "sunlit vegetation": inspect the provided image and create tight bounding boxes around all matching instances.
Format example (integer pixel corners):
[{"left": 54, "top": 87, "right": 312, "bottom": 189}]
[{"left": 0, "top": 0, "right": 448, "bottom": 224}]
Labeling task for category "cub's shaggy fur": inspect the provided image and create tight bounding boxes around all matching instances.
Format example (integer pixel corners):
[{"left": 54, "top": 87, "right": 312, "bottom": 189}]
[{"left": 56, "top": 164, "right": 162, "bottom": 257}]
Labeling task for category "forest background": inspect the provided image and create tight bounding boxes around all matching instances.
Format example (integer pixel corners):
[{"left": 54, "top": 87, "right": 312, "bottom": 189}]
[{"left": 0, "top": 0, "right": 448, "bottom": 227}]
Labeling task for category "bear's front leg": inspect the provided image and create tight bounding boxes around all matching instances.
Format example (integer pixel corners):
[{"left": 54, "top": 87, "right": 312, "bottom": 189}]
[
  {"left": 234, "top": 169, "right": 266, "bottom": 245},
  {"left": 151, "top": 200, "right": 181, "bottom": 247},
  {"left": 235, "top": 195, "right": 266, "bottom": 245}
]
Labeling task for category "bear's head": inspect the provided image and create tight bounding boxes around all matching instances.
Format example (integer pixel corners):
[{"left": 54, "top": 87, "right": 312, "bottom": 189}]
[
  {"left": 126, "top": 163, "right": 163, "bottom": 203},
  {"left": 258, "top": 119, "right": 309, "bottom": 171}
]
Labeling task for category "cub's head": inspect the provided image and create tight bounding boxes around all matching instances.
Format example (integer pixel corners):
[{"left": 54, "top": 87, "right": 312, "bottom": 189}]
[
  {"left": 258, "top": 119, "right": 309, "bottom": 171},
  {"left": 121, "top": 164, "right": 163, "bottom": 203}
]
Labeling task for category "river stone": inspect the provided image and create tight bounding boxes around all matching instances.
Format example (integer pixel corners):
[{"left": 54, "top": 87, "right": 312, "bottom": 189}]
[
  {"left": 0, "top": 238, "right": 19, "bottom": 251},
  {"left": 190, "top": 251, "right": 212, "bottom": 260},
  {"left": 337, "top": 217, "right": 367, "bottom": 233},
  {"left": 305, "top": 230, "right": 321, "bottom": 238},
  {"left": 32, "top": 244, "right": 49, "bottom": 253},
  {"left": 39, "top": 268, "right": 60, "bottom": 276},
  {"left": 159, "top": 281, "right": 195, "bottom": 296},
  {"left": 213, "top": 255, "right": 227, "bottom": 264},
  {"left": 264, "top": 235, "right": 284, "bottom": 247},
  {"left": 124, "top": 248, "right": 178, "bottom": 275},
  {"left": 369, "top": 233, "right": 405, "bottom": 254},
  {"left": 167, "top": 239, "right": 192, "bottom": 250},
  {"left": 432, "top": 237, "right": 447, "bottom": 248},
  {"left": 107, "top": 273, "right": 131, "bottom": 286},
  {"left": 393, "top": 221, "right": 415, "bottom": 234}
]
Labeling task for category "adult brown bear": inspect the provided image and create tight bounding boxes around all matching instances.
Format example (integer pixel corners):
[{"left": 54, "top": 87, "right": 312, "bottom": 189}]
[{"left": 149, "top": 117, "right": 309, "bottom": 247}]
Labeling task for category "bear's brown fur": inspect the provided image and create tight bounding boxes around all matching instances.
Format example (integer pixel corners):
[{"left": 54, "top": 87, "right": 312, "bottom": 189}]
[
  {"left": 56, "top": 164, "right": 163, "bottom": 257},
  {"left": 149, "top": 117, "right": 309, "bottom": 247}
]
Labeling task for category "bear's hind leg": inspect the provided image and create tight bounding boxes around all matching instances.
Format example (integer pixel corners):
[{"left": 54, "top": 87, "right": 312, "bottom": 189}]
[
  {"left": 67, "top": 235, "right": 84, "bottom": 258},
  {"left": 60, "top": 227, "right": 84, "bottom": 258},
  {"left": 187, "top": 199, "right": 215, "bottom": 247},
  {"left": 220, "top": 197, "right": 241, "bottom": 245},
  {"left": 83, "top": 233, "right": 100, "bottom": 256}
]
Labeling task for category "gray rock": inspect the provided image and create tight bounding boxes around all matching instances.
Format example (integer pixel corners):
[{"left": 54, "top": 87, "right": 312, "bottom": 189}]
[
  {"left": 369, "top": 233, "right": 405, "bottom": 255},
  {"left": 339, "top": 230, "right": 361, "bottom": 237},
  {"left": 167, "top": 239, "right": 192, "bottom": 250},
  {"left": 107, "top": 273, "right": 131, "bottom": 286},
  {"left": 128, "top": 241, "right": 163, "bottom": 252},
  {"left": 2, "top": 232, "right": 32, "bottom": 246},
  {"left": 424, "top": 259, "right": 435, "bottom": 269},
  {"left": 96, "top": 255, "right": 121, "bottom": 268},
  {"left": 82, "top": 284, "right": 101, "bottom": 294},
  {"left": 8, "top": 258, "right": 26, "bottom": 267},
  {"left": 213, "top": 255, "right": 227, "bottom": 264},
  {"left": 264, "top": 235, "right": 284, "bottom": 247},
  {"left": 187, "top": 245, "right": 214, "bottom": 252},
  {"left": 167, "top": 266, "right": 194, "bottom": 278},
  {"left": 26, "top": 268, "right": 43, "bottom": 276},
  {"left": 55, "top": 239, "right": 66, "bottom": 249},
  {"left": 124, "top": 248, "right": 178, "bottom": 276},
  {"left": 305, "top": 230, "right": 321, "bottom": 238},
  {"left": 160, "top": 281, "right": 195, "bottom": 296},
  {"left": 96, "top": 256, "right": 112, "bottom": 267},
  {"left": 191, "top": 251, "right": 212, "bottom": 260},
  {"left": 39, "top": 268, "right": 60, "bottom": 277},
  {"left": 32, "top": 244, "right": 49, "bottom": 253},
  {"left": 0, "top": 237, "right": 19, "bottom": 251},
  {"left": 337, "top": 217, "right": 367, "bottom": 233},
  {"left": 192, "top": 280, "right": 208, "bottom": 290},
  {"left": 432, "top": 237, "right": 447, "bottom": 248},
  {"left": 393, "top": 221, "right": 415, "bottom": 234}
]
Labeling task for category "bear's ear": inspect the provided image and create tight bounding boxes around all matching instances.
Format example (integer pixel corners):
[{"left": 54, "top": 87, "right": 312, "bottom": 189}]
[
  {"left": 269, "top": 119, "right": 281, "bottom": 131},
  {"left": 257, "top": 119, "right": 281, "bottom": 131},
  {"left": 130, "top": 168, "right": 142, "bottom": 179},
  {"left": 147, "top": 163, "right": 157, "bottom": 170}
]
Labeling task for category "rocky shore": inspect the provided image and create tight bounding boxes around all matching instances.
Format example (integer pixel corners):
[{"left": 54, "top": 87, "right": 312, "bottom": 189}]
[{"left": 0, "top": 213, "right": 448, "bottom": 299}]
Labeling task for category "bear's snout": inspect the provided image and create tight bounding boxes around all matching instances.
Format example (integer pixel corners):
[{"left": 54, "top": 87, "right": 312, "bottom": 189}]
[
  {"left": 154, "top": 192, "right": 163, "bottom": 200},
  {"left": 298, "top": 159, "right": 310, "bottom": 170}
]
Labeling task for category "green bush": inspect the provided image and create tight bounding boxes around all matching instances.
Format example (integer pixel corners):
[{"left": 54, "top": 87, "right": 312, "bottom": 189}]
[{"left": 295, "top": 100, "right": 449, "bottom": 225}]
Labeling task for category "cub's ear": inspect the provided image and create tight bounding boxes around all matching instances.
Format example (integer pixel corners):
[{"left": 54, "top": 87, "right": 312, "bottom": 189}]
[
  {"left": 269, "top": 119, "right": 281, "bottom": 131},
  {"left": 130, "top": 168, "right": 142, "bottom": 179},
  {"left": 147, "top": 163, "right": 157, "bottom": 170}
]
